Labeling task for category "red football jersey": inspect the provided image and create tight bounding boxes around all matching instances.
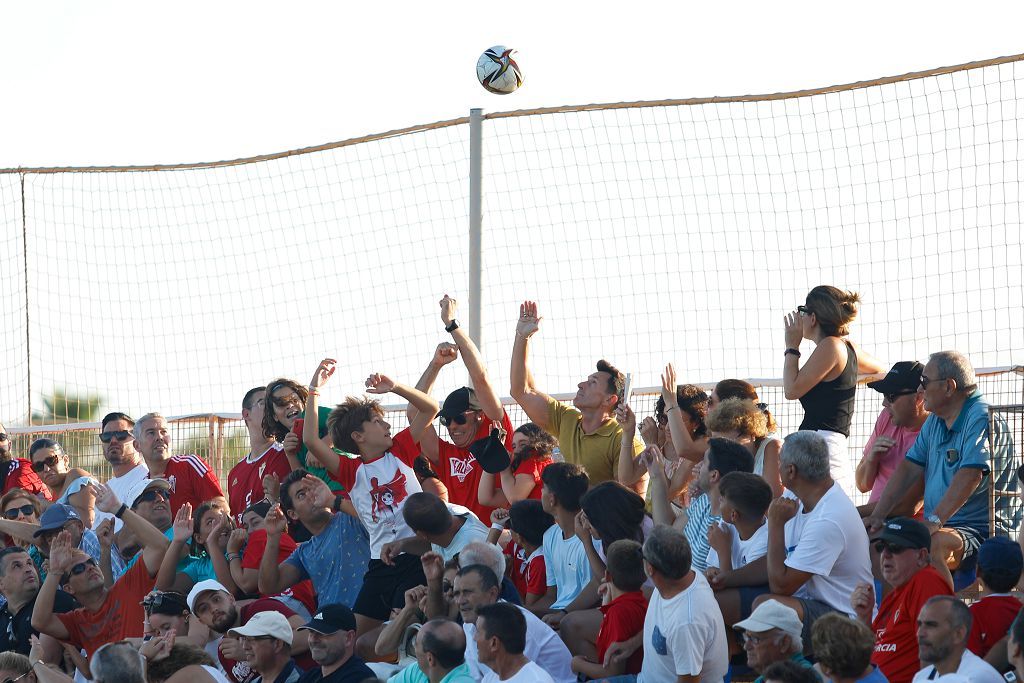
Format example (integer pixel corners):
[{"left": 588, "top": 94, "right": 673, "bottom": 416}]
[
  {"left": 227, "top": 443, "right": 292, "bottom": 524},
  {"left": 153, "top": 454, "right": 224, "bottom": 514},
  {"left": 2, "top": 459, "right": 52, "bottom": 501},
  {"left": 432, "top": 412, "right": 514, "bottom": 521}
]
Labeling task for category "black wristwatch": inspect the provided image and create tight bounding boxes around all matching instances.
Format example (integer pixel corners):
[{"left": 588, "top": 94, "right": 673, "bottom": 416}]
[
  {"left": 445, "top": 319, "right": 459, "bottom": 333},
  {"left": 784, "top": 348, "right": 801, "bottom": 358}
]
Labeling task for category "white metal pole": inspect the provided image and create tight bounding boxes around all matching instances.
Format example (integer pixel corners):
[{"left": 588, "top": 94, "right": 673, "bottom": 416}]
[{"left": 468, "top": 108, "right": 483, "bottom": 348}]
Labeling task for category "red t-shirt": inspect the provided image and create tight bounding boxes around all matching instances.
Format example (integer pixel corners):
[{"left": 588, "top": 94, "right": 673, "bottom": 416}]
[
  {"left": 596, "top": 590, "right": 648, "bottom": 675},
  {"left": 155, "top": 454, "right": 225, "bottom": 515},
  {"left": 219, "top": 598, "right": 316, "bottom": 683},
  {"left": 512, "top": 456, "right": 553, "bottom": 500},
  {"left": 227, "top": 443, "right": 292, "bottom": 523},
  {"left": 405, "top": 412, "right": 513, "bottom": 522},
  {"left": 872, "top": 565, "right": 953, "bottom": 683},
  {"left": 2, "top": 459, "right": 52, "bottom": 501},
  {"left": 503, "top": 542, "right": 547, "bottom": 600},
  {"left": 57, "top": 560, "right": 155, "bottom": 657},
  {"left": 968, "top": 594, "right": 1023, "bottom": 657},
  {"left": 241, "top": 528, "right": 316, "bottom": 614}
]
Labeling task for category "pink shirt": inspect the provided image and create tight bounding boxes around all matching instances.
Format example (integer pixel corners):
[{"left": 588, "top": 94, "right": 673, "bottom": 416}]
[{"left": 864, "top": 409, "right": 922, "bottom": 502}]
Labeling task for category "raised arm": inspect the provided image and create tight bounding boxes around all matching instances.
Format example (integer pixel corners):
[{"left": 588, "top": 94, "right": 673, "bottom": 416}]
[
  {"left": 509, "top": 301, "right": 554, "bottom": 430},
  {"left": 156, "top": 504, "right": 195, "bottom": 591},
  {"left": 225, "top": 528, "right": 258, "bottom": 594},
  {"left": 615, "top": 404, "right": 647, "bottom": 486},
  {"left": 301, "top": 358, "right": 344, "bottom": 475},
  {"left": 783, "top": 320, "right": 842, "bottom": 400},
  {"left": 257, "top": 504, "right": 304, "bottom": 595},
  {"left": 365, "top": 373, "right": 440, "bottom": 441},
  {"left": 441, "top": 295, "right": 504, "bottom": 422},
  {"left": 30, "top": 531, "right": 73, "bottom": 641},
  {"left": 408, "top": 343, "right": 458, "bottom": 463},
  {"left": 661, "top": 364, "right": 707, "bottom": 462},
  {"left": 92, "top": 482, "right": 169, "bottom": 577}
]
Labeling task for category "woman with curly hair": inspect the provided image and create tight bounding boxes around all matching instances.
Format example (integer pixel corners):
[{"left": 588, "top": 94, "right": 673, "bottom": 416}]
[
  {"left": 477, "top": 422, "right": 556, "bottom": 507},
  {"left": 706, "top": 397, "right": 783, "bottom": 496},
  {"left": 783, "top": 286, "right": 884, "bottom": 493}
]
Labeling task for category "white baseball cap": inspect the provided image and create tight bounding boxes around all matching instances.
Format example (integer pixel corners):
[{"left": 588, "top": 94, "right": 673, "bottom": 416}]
[
  {"left": 186, "top": 579, "right": 231, "bottom": 613},
  {"left": 228, "top": 610, "right": 294, "bottom": 646},
  {"left": 734, "top": 599, "right": 803, "bottom": 641},
  {"left": 124, "top": 477, "right": 171, "bottom": 508}
]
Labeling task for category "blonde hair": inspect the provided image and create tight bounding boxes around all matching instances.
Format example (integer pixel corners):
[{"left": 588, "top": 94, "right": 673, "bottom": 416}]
[
  {"left": 706, "top": 398, "right": 769, "bottom": 440},
  {"left": 805, "top": 285, "right": 860, "bottom": 337}
]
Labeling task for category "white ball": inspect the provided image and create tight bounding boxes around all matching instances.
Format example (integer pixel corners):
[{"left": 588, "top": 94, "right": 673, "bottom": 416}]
[{"left": 476, "top": 46, "right": 523, "bottom": 95}]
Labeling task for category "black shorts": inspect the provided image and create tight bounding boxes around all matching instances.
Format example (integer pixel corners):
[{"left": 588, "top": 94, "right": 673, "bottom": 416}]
[
  {"left": 796, "top": 597, "right": 841, "bottom": 656},
  {"left": 353, "top": 554, "right": 427, "bottom": 622}
]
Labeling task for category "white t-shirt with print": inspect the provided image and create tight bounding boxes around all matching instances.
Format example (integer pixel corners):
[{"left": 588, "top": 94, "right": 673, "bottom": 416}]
[{"left": 782, "top": 482, "right": 871, "bottom": 615}]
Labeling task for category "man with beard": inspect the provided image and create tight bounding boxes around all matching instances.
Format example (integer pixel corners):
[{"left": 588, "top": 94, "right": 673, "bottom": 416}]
[
  {"left": 399, "top": 295, "right": 513, "bottom": 521},
  {"left": 99, "top": 412, "right": 149, "bottom": 531},
  {"left": 295, "top": 604, "right": 375, "bottom": 683},
  {"left": 187, "top": 579, "right": 314, "bottom": 683},
  {"left": 913, "top": 596, "right": 1002, "bottom": 683},
  {"left": 134, "top": 412, "right": 224, "bottom": 515},
  {"left": 0, "top": 421, "right": 51, "bottom": 501},
  {"left": 0, "top": 546, "right": 77, "bottom": 654}
]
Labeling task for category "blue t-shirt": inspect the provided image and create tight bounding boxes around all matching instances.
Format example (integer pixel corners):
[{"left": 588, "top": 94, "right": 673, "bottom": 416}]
[
  {"left": 905, "top": 392, "right": 992, "bottom": 535},
  {"left": 284, "top": 511, "right": 371, "bottom": 608},
  {"left": 857, "top": 665, "right": 889, "bottom": 683},
  {"left": 542, "top": 523, "right": 591, "bottom": 610}
]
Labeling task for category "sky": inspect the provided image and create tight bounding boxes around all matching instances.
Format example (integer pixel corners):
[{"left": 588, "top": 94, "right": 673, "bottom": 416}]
[
  {"left": 2, "top": 1, "right": 1024, "bottom": 168},
  {"left": 1, "top": 1, "right": 1023, "bottom": 429}
]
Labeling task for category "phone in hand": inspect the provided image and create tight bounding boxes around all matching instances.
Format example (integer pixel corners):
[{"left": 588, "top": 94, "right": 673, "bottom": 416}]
[
  {"left": 622, "top": 373, "right": 633, "bottom": 408},
  {"left": 292, "top": 418, "right": 305, "bottom": 439}
]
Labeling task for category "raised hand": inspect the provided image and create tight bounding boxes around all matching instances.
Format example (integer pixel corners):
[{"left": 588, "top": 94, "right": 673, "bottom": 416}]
[
  {"left": 207, "top": 516, "right": 230, "bottom": 550},
  {"left": 661, "top": 363, "right": 678, "bottom": 402},
  {"left": 573, "top": 510, "right": 593, "bottom": 543},
  {"left": 227, "top": 528, "right": 248, "bottom": 554},
  {"left": 420, "top": 551, "right": 444, "bottom": 583},
  {"left": 614, "top": 403, "right": 637, "bottom": 434},
  {"left": 264, "top": 504, "right": 288, "bottom": 538},
  {"left": 96, "top": 518, "right": 115, "bottom": 550},
  {"left": 767, "top": 496, "right": 800, "bottom": 525},
  {"left": 439, "top": 294, "right": 458, "bottom": 327},
  {"left": 431, "top": 342, "right": 459, "bottom": 368},
  {"left": 140, "top": 628, "right": 176, "bottom": 662},
  {"left": 171, "top": 503, "right": 194, "bottom": 543},
  {"left": 490, "top": 508, "right": 510, "bottom": 527},
  {"left": 310, "top": 358, "right": 337, "bottom": 390},
  {"left": 48, "top": 530, "right": 75, "bottom": 575},
  {"left": 638, "top": 444, "right": 667, "bottom": 482},
  {"left": 90, "top": 481, "right": 123, "bottom": 514},
  {"left": 516, "top": 301, "right": 542, "bottom": 339},
  {"left": 262, "top": 472, "right": 281, "bottom": 502},
  {"left": 784, "top": 311, "right": 804, "bottom": 349},
  {"left": 282, "top": 431, "right": 300, "bottom": 457},
  {"left": 404, "top": 585, "right": 428, "bottom": 611},
  {"left": 706, "top": 521, "right": 730, "bottom": 552},
  {"left": 365, "top": 373, "right": 396, "bottom": 395},
  {"left": 304, "top": 474, "right": 332, "bottom": 510},
  {"left": 638, "top": 415, "right": 659, "bottom": 445}
]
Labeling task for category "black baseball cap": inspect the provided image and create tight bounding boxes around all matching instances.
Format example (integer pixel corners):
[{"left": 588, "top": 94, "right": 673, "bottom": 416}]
[
  {"left": 298, "top": 604, "right": 357, "bottom": 635},
  {"left": 438, "top": 387, "right": 482, "bottom": 422},
  {"left": 867, "top": 361, "right": 924, "bottom": 395},
  {"left": 872, "top": 517, "right": 931, "bottom": 550}
]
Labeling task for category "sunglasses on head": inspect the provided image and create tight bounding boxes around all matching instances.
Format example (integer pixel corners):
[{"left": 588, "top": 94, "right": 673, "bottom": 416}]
[
  {"left": 99, "top": 429, "right": 133, "bottom": 444},
  {"left": 134, "top": 489, "right": 170, "bottom": 506},
  {"left": 439, "top": 410, "right": 478, "bottom": 428},
  {"left": 61, "top": 557, "right": 97, "bottom": 583},
  {"left": 2, "top": 505, "right": 34, "bottom": 520},
  {"left": 31, "top": 454, "right": 60, "bottom": 472}
]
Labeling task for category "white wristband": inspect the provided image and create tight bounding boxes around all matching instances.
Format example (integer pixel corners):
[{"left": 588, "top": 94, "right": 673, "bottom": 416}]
[{"left": 490, "top": 523, "right": 506, "bottom": 531}]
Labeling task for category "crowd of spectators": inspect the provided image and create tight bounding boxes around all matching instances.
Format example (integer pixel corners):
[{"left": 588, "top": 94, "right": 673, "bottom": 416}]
[{"left": 0, "top": 289, "right": 1019, "bottom": 683}]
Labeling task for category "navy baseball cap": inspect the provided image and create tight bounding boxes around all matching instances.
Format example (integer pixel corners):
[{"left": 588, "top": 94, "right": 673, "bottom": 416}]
[
  {"left": 298, "top": 604, "right": 357, "bottom": 635},
  {"left": 33, "top": 504, "right": 83, "bottom": 538}
]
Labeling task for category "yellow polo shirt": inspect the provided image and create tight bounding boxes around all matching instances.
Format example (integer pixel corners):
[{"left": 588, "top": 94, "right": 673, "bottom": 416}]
[{"left": 546, "top": 398, "right": 644, "bottom": 485}]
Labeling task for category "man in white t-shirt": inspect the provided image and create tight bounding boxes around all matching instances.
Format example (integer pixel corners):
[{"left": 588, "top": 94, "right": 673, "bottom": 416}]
[
  {"left": 454, "top": 564, "right": 574, "bottom": 683},
  {"left": 98, "top": 412, "right": 149, "bottom": 531},
  {"left": 759, "top": 431, "right": 872, "bottom": 655},
  {"left": 913, "top": 596, "right": 1003, "bottom": 683},
  {"left": 475, "top": 601, "right": 556, "bottom": 683},
  {"left": 609, "top": 525, "right": 729, "bottom": 683},
  {"left": 397, "top": 492, "right": 489, "bottom": 562}
]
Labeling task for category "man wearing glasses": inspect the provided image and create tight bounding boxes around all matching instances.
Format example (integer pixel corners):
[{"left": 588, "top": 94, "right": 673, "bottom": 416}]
[
  {"left": 30, "top": 482, "right": 171, "bottom": 660},
  {"left": 228, "top": 611, "right": 302, "bottom": 683},
  {"left": 856, "top": 362, "right": 930, "bottom": 519},
  {"left": 850, "top": 517, "right": 952, "bottom": 683},
  {"left": 865, "top": 351, "right": 1003, "bottom": 588},
  {"left": 399, "top": 295, "right": 512, "bottom": 522},
  {"left": 98, "top": 412, "right": 149, "bottom": 531},
  {"left": 0, "top": 423, "right": 51, "bottom": 502}
]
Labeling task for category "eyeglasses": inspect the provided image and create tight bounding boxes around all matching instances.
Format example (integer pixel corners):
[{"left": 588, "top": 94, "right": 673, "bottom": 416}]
[
  {"left": 99, "top": 430, "right": 133, "bottom": 443},
  {"left": 919, "top": 375, "right": 947, "bottom": 389},
  {"left": 439, "top": 411, "right": 478, "bottom": 428},
  {"left": 873, "top": 541, "right": 913, "bottom": 555},
  {"left": 740, "top": 631, "right": 782, "bottom": 645},
  {"left": 797, "top": 305, "right": 813, "bottom": 317},
  {"left": 134, "top": 489, "right": 170, "bottom": 505},
  {"left": 884, "top": 391, "right": 917, "bottom": 404},
  {"left": 239, "top": 635, "right": 276, "bottom": 643},
  {"left": 2, "top": 505, "right": 34, "bottom": 520},
  {"left": 61, "top": 557, "right": 97, "bottom": 583},
  {"left": 2, "top": 669, "right": 33, "bottom": 683},
  {"left": 31, "top": 455, "right": 60, "bottom": 472}
]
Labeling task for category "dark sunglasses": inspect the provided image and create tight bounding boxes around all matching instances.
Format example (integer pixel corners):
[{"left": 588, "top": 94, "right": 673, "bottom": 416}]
[
  {"left": 439, "top": 410, "right": 478, "bottom": 428},
  {"left": 61, "top": 557, "right": 98, "bottom": 583},
  {"left": 31, "top": 455, "right": 60, "bottom": 472},
  {"left": 0, "top": 433, "right": 7, "bottom": 442},
  {"left": 919, "top": 375, "right": 947, "bottom": 389},
  {"left": 442, "top": 580, "right": 454, "bottom": 593},
  {"left": 2, "top": 505, "right": 34, "bottom": 520},
  {"left": 797, "top": 305, "right": 813, "bottom": 316},
  {"left": 99, "top": 430, "right": 133, "bottom": 444},
  {"left": 884, "top": 391, "right": 917, "bottom": 404},
  {"left": 134, "top": 489, "right": 170, "bottom": 506},
  {"left": 271, "top": 394, "right": 302, "bottom": 408},
  {"left": 872, "top": 541, "right": 912, "bottom": 555}
]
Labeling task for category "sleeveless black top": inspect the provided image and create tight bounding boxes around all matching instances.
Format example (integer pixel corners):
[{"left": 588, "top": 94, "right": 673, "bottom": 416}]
[{"left": 798, "top": 340, "right": 858, "bottom": 437}]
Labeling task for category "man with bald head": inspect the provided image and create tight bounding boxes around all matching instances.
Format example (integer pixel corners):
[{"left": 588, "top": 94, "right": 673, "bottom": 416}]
[{"left": 390, "top": 618, "right": 476, "bottom": 683}]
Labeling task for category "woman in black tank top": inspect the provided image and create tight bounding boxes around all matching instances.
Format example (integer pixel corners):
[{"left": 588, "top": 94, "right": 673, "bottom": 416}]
[{"left": 782, "top": 286, "right": 885, "bottom": 494}]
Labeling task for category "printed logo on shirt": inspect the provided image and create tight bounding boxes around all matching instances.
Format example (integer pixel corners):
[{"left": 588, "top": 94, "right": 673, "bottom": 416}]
[
  {"left": 166, "top": 474, "right": 177, "bottom": 492},
  {"left": 449, "top": 456, "right": 476, "bottom": 483},
  {"left": 652, "top": 625, "right": 668, "bottom": 656},
  {"left": 258, "top": 462, "right": 267, "bottom": 479},
  {"left": 369, "top": 470, "right": 409, "bottom": 523}
]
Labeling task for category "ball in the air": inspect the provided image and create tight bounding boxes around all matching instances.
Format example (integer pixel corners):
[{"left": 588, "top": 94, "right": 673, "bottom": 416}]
[{"left": 476, "top": 46, "right": 523, "bottom": 94}]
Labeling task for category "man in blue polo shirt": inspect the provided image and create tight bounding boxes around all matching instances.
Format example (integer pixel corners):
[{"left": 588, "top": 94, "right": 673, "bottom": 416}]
[{"left": 865, "top": 351, "right": 1011, "bottom": 588}]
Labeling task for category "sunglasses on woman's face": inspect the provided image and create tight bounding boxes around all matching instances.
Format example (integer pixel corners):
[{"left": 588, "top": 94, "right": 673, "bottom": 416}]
[
  {"left": 99, "top": 429, "right": 133, "bottom": 444},
  {"left": 31, "top": 455, "right": 60, "bottom": 472},
  {"left": 2, "top": 505, "right": 34, "bottom": 520}
]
